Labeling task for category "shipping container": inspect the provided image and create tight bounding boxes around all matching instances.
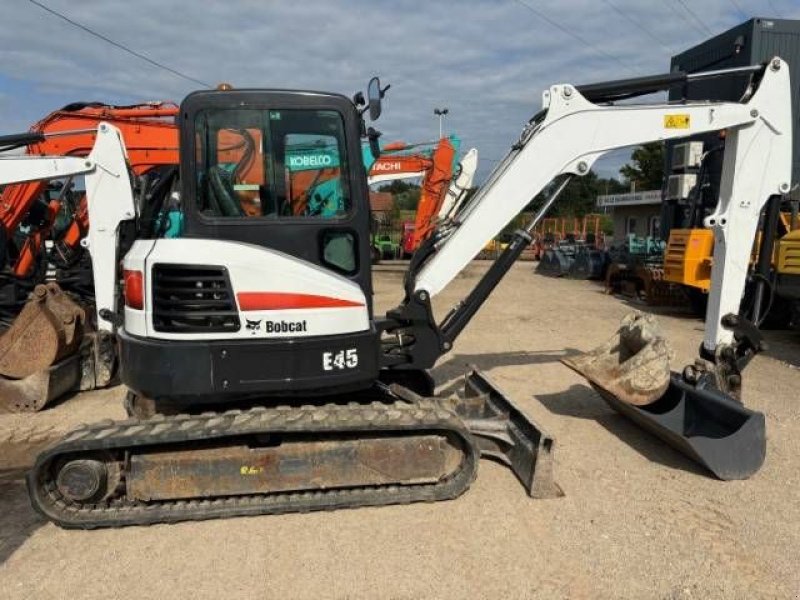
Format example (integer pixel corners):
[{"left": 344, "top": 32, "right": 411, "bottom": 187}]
[{"left": 663, "top": 18, "right": 800, "bottom": 232}]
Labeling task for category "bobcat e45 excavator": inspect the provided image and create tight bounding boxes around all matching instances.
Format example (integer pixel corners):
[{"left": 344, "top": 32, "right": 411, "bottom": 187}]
[{"left": 26, "top": 59, "right": 792, "bottom": 528}]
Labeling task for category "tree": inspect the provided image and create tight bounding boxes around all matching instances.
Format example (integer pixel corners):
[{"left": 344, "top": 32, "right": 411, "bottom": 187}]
[
  {"left": 521, "top": 171, "right": 626, "bottom": 217},
  {"left": 378, "top": 180, "right": 421, "bottom": 211},
  {"left": 619, "top": 143, "right": 664, "bottom": 191}
]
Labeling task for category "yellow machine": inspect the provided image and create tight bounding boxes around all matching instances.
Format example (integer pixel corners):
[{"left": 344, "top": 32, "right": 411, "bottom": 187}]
[
  {"left": 663, "top": 228, "right": 714, "bottom": 292},
  {"left": 776, "top": 228, "right": 800, "bottom": 274},
  {"left": 665, "top": 211, "right": 799, "bottom": 322},
  {"left": 667, "top": 213, "right": 796, "bottom": 291}
]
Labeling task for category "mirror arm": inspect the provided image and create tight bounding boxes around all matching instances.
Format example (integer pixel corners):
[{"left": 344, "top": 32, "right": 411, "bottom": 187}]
[{"left": 367, "top": 127, "right": 382, "bottom": 159}]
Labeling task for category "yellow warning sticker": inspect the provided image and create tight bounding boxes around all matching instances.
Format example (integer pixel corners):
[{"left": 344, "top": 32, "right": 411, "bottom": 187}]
[
  {"left": 240, "top": 465, "right": 263, "bottom": 476},
  {"left": 664, "top": 114, "right": 690, "bottom": 129}
]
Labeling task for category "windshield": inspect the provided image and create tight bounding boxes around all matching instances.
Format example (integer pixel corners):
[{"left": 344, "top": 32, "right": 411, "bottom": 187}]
[{"left": 194, "top": 108, "right": 350, "bottom": 219}]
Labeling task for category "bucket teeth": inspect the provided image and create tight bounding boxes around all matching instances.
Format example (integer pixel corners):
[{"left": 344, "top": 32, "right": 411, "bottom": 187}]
[{"left": 562, "top": 311, "right": 673, "bottom": 406}]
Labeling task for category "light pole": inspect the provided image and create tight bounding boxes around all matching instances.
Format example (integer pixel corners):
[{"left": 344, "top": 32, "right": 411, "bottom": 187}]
[{"left": 434, "top": 107, "right": 449, "bottom": 139}]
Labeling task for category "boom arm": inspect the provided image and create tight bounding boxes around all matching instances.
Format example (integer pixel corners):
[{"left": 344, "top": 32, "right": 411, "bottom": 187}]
[
  {"left": 0, "top": 154, "right": 94, "bottom": 185},
  {"left": 412, "top": 58, "right": 791, "bottom": 353},
  {"left": 0, "top": 102, "right": 177, "bottom": 277},
  {"left": 384, "top": 58, "right": 791, "bottom": 372},
  {"left": 366, "top": 137, "right": 478, "bottom": 253}
]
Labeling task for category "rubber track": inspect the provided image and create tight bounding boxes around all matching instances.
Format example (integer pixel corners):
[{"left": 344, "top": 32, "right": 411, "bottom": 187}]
[{"left": 27, "top": 400, "right": 479, "bottom": 529}]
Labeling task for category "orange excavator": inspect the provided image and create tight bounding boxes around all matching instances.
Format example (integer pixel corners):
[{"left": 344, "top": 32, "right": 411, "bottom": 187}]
[
  {"left": 0, "top": 102, "right": 179, "bottom": 283},
  {"left": 367, "top": 136, "right": 477, "bottom": 256},
  {"left": 0, "top": 102, "right": 179, "bottom": 411}
]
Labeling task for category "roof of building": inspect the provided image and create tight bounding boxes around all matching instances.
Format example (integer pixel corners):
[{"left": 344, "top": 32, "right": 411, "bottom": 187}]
[{"left": 369, "top": 191, "right": 394, "bottom": 213}]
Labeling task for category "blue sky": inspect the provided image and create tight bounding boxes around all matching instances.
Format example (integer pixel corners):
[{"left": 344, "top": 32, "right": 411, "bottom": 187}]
[{"left": 2, "top": 0, "right": 799, "bottom": 181}]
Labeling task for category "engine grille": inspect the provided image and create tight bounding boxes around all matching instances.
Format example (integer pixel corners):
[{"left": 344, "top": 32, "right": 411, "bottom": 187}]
[{"left": 152, "top": 264, "right": 240, "bottom": 333}]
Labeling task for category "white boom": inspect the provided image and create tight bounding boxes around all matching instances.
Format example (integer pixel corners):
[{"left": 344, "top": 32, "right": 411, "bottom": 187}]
[
  {"left": 0, "top": 123, "right": 134, "bottom": 333},
  {"left": 417, "top": 57, "right": 792, "bottom": 353},
  {"left": 82, "top": 123, "right": 136, "bottom": 332},
  {"left": 438, "top": 148, "right": 478, "bottom": 221},
  {"left": 0, "top": 153, "right": 94, "bottom": 186}
]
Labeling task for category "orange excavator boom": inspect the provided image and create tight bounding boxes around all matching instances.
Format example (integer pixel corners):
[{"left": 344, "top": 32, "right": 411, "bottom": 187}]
[{"left": 0, "top": 102, "right": 179, "bottom": 276}]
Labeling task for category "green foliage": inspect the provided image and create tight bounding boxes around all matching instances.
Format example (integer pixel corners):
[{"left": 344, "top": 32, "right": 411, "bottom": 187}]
[
  {"left": 379, "top": 180, "right": 421, "bottom": 210},
  {"left": 521, "top": 171, "right": 626, "bottom": 217},
  {"left": 599, "top": 214, "right": 614, "bottom": 235},
  {"left": 379, "top": 180, "right": 415, "bottom": 194},
  {"left": 619, "top": 143, "right": 664, "bottom": 190}
]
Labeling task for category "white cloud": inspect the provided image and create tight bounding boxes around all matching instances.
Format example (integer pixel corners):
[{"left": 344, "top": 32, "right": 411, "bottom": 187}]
[{"left": 1, "top": 0, "right": 798, "bottom": 181}]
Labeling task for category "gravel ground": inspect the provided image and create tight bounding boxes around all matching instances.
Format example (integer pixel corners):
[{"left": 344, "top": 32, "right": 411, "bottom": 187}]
[{"left": 0, "top": 262, "right": 798, "bottom": 599}]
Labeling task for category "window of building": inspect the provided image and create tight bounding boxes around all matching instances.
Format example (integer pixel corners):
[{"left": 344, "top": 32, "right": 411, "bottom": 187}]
[{"left": 649, "top": 215, "right": 661, "bottom": 238}]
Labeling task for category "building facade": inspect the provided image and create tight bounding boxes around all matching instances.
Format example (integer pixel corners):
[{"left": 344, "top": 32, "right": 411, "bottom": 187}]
[{"left": 597, "top": 190, "right": 662, "bottom": 244}]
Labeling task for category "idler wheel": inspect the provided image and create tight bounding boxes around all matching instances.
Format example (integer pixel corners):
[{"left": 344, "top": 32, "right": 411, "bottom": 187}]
[{"left": 55, "top": 459, "right": 108, "bottom": 502}]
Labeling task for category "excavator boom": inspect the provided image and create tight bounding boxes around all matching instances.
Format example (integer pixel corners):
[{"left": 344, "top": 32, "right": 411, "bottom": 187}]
[
  {"left": 383, "top": 59, "right": 790, "bottom": 479},
  {"left": 366, "top": 137, "right": 477, "bottom": 253},
  {"left": 0, "top": 128, "right": 133, "bottom": 411}
]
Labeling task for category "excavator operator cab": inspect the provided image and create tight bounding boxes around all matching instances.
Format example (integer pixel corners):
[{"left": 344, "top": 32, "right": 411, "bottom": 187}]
[{"left": 177, "top": 88, "right": 378, "bottom": 297}]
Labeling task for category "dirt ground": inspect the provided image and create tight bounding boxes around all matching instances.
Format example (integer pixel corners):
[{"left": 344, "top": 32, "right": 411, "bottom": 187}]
[{"left": 1, "top": 262, "right": 798, "bottom": 599}]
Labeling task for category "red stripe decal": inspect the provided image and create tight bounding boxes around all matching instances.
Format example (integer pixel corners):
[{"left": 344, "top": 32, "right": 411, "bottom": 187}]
[{"left": 237, "top": 292, "right": 364, "bottom": 311}]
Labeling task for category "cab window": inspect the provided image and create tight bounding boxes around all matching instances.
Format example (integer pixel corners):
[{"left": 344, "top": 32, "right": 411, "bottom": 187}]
[{"left": 195, "top": 109, "right": 350, "bottom": 219}]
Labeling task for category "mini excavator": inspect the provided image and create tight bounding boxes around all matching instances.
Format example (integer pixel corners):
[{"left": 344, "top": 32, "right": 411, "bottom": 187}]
[{"left": 24, "top": 58, "right": 792, "bottom": 528}]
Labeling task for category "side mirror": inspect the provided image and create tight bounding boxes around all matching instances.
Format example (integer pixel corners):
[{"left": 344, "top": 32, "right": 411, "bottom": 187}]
[{"left": 368, "top": 77, "right": 382, "bottom": 121}]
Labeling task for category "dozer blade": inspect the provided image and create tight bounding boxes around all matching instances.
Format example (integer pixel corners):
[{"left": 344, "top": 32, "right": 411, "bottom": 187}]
[
  {"left": 453, "top": 367, "right": 561, "bottom": 499},
  {"left": 0, "top": 283, "right": 85, "bottom": 379},
  {"left": 562, "top": 311, "right": 765, "bottom": 480}
]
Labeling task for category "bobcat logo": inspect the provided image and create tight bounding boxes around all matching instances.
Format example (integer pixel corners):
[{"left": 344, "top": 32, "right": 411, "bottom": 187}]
[{"left": 245, "top": 319, "right": 262, "bottom": 334}]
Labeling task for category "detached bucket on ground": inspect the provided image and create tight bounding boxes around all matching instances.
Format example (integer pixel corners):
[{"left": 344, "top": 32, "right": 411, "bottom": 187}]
[
  {"left": 535, "top": 247, "right": 574, "bottom": 277},
  {"left": 563, "top": 311, "right": 766, "bottom": 480}
]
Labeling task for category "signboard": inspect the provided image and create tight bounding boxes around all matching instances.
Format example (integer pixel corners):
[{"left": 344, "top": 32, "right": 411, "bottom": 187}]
[{"left": 596, "top": 190, "right": 662, "bottom": 208}]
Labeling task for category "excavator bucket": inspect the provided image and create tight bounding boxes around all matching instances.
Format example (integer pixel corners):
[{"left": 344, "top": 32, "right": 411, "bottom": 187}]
[
  {"left": 562, "top": 312, "right": 766, "bottom": 480},
  {"left": 568, "top": 247, "right": 607, "bottom": 280},
  {"left": 0, "top": 354, "right": 82, "bottom": 412},
  {"left": 535, "top": 247, "right": 574, "bottom": 277},
  {"left": 0, "top": 283, "right": 86, "bottom": 412}
]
